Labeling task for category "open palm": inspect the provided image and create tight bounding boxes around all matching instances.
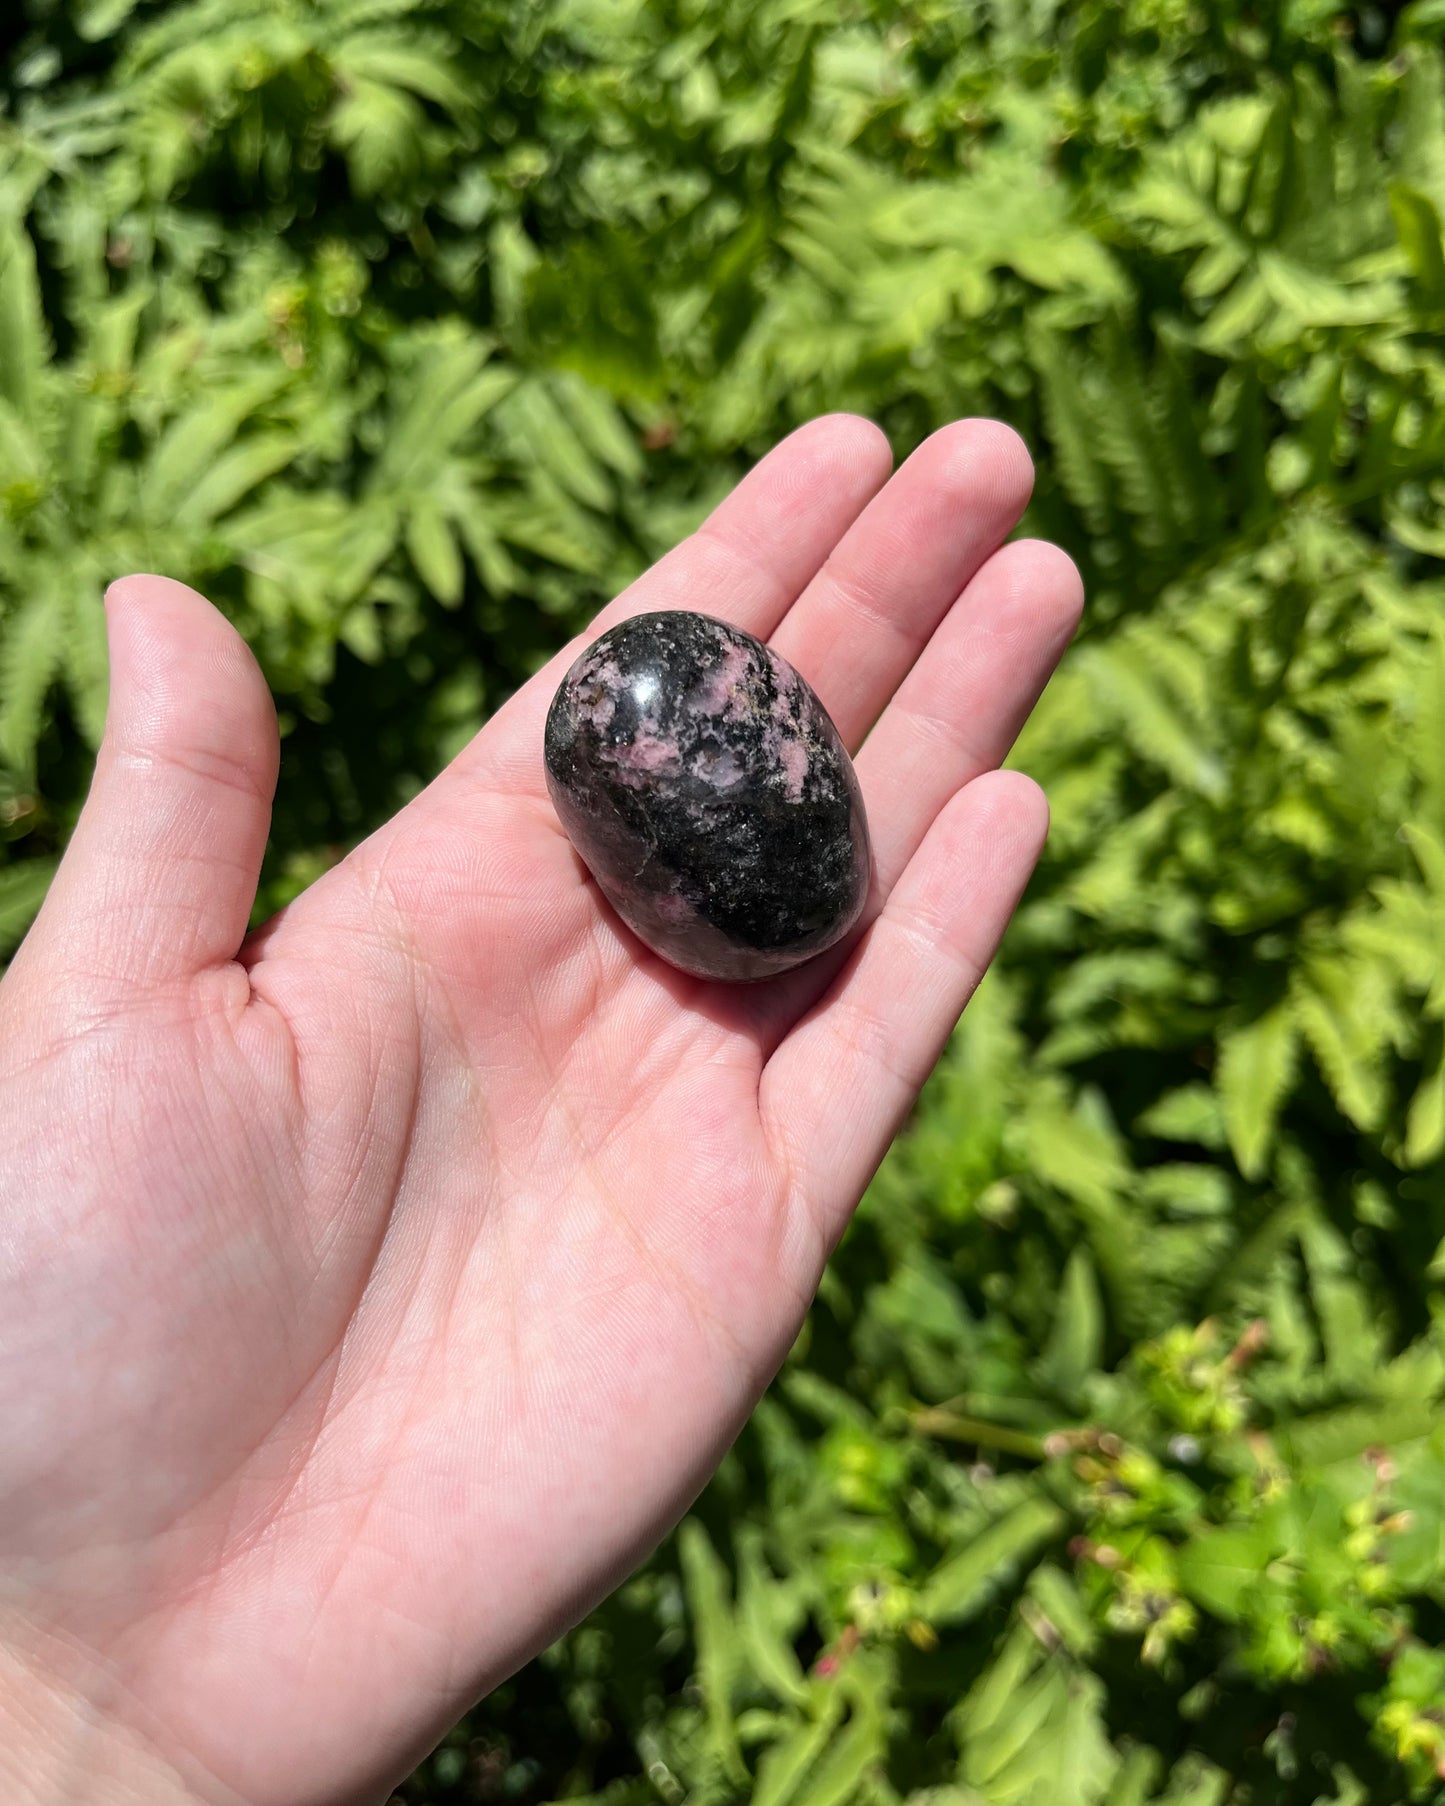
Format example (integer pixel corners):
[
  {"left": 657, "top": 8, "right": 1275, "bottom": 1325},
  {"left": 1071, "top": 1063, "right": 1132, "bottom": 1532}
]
[{"left": 0, "top": 416, "right": 1081, "bottom": 1806}]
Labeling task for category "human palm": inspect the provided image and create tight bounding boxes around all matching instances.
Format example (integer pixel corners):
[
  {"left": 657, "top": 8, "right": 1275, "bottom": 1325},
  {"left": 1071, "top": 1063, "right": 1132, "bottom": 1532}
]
[{"left": 0, "top": 417, "right": 1081, "bottom": 1806}]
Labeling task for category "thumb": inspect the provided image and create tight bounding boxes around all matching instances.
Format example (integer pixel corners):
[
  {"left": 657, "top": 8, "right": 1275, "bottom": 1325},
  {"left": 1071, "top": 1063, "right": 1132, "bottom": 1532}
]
[{"left": 30, "top": 575, "right": 279, "bottom": 992}]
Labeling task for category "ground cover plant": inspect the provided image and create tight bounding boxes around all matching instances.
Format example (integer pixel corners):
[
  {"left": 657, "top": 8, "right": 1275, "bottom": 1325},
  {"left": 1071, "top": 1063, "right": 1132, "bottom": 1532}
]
[{"left": 3, "top": 0, "right": 1445, "bottom": 1800}]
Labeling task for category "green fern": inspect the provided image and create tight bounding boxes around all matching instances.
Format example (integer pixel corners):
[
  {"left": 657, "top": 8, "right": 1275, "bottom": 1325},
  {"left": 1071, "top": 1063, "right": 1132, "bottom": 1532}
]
[{"left": 4, "top": 2, "right": 1445, "bottom": 1801}]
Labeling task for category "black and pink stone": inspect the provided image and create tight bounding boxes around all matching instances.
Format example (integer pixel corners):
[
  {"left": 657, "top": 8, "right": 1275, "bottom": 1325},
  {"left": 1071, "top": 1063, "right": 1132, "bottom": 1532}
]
[{"left": 544, "top": 611, "right": 871, "bottom": 982}]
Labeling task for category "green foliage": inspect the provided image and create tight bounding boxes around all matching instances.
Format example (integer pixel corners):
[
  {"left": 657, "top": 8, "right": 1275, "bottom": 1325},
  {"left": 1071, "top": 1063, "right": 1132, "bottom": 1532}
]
[{"left": 4, "top": 0, "right": 1445, "bottom": 1801}]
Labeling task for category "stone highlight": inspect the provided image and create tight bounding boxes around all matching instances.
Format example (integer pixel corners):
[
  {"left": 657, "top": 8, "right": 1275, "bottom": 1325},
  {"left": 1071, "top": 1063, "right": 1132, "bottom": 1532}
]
[{"left": 544, "top": 610, "right": 872, "bottom": 982}]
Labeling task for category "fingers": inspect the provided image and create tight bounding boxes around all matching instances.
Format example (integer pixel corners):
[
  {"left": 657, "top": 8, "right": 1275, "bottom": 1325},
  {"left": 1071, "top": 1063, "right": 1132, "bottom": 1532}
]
[
  {"left": 469, "top": 413, "right": 894, "bottom": 795},
  {"left": 769, "top": 419, "right": 1035, "bottom": 751},
  {"left": 29, "top": 576, "right": 279, "bottom": 992},
  {"left": 760, "top": 771, "right": 1049, "bottom": 1247},
  {"left": 857, "top": 536, "right": 1084, "bottom": 895},
  {"left": 743, "top": 533, "right": 1082, "bottom": 1057}
]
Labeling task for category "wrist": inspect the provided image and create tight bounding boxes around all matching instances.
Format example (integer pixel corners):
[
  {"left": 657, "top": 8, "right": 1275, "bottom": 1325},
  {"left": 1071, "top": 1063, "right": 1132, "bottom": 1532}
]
[{"left": 0, "top": 1622, "right": 223, "bottom": 1806}]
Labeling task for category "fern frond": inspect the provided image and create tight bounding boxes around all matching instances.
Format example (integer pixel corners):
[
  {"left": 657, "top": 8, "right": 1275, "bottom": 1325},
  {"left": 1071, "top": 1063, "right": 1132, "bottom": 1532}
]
[{"left": 0, "top": 583, "right": 65, "bottom": 778}]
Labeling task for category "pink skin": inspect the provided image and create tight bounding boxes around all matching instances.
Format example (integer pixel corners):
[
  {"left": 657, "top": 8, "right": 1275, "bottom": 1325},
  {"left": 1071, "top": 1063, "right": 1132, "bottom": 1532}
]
[{"left": 0, "top": 414, "right": 1082, "bottom": 1806}]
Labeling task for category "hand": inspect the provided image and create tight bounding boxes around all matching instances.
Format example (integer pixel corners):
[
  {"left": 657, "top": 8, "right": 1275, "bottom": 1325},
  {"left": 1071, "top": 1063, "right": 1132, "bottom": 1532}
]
[{"left": 0, "top": 417, "right": 1082, "bottom": 1805}]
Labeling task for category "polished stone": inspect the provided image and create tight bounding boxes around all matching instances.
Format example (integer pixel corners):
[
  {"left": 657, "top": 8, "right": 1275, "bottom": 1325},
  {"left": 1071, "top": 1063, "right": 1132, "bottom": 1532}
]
[{"left": 544, "top": 610, "right": 871, "bottom": 982}]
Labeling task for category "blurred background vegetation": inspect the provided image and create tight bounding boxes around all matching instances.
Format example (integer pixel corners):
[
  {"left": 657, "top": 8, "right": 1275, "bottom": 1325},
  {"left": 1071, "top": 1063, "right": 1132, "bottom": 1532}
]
[{"left": 3, "top": 0, "right": 1445, "bottom": 1800}]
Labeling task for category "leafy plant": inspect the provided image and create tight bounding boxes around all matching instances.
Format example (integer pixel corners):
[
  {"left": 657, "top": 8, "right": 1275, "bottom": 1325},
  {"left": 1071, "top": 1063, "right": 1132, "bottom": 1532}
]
[{"left": 3, "top": 0, "right": 1445, "bottom": 1801}]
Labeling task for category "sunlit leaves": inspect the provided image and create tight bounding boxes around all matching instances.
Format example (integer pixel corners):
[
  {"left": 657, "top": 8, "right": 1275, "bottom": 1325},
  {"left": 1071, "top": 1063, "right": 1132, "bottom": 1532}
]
[
  {"left": 1216, "top": 1005, "right": 1299, "bottom": 1179},
  {"left": 4, "top": 2, "right": 1445, "bottom": 1801}
]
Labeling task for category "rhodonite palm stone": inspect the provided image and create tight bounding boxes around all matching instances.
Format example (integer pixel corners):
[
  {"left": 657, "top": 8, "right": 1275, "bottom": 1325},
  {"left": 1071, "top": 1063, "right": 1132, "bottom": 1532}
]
[{"left": 544, "top": 610, "right": 871, "bottom": 982}]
